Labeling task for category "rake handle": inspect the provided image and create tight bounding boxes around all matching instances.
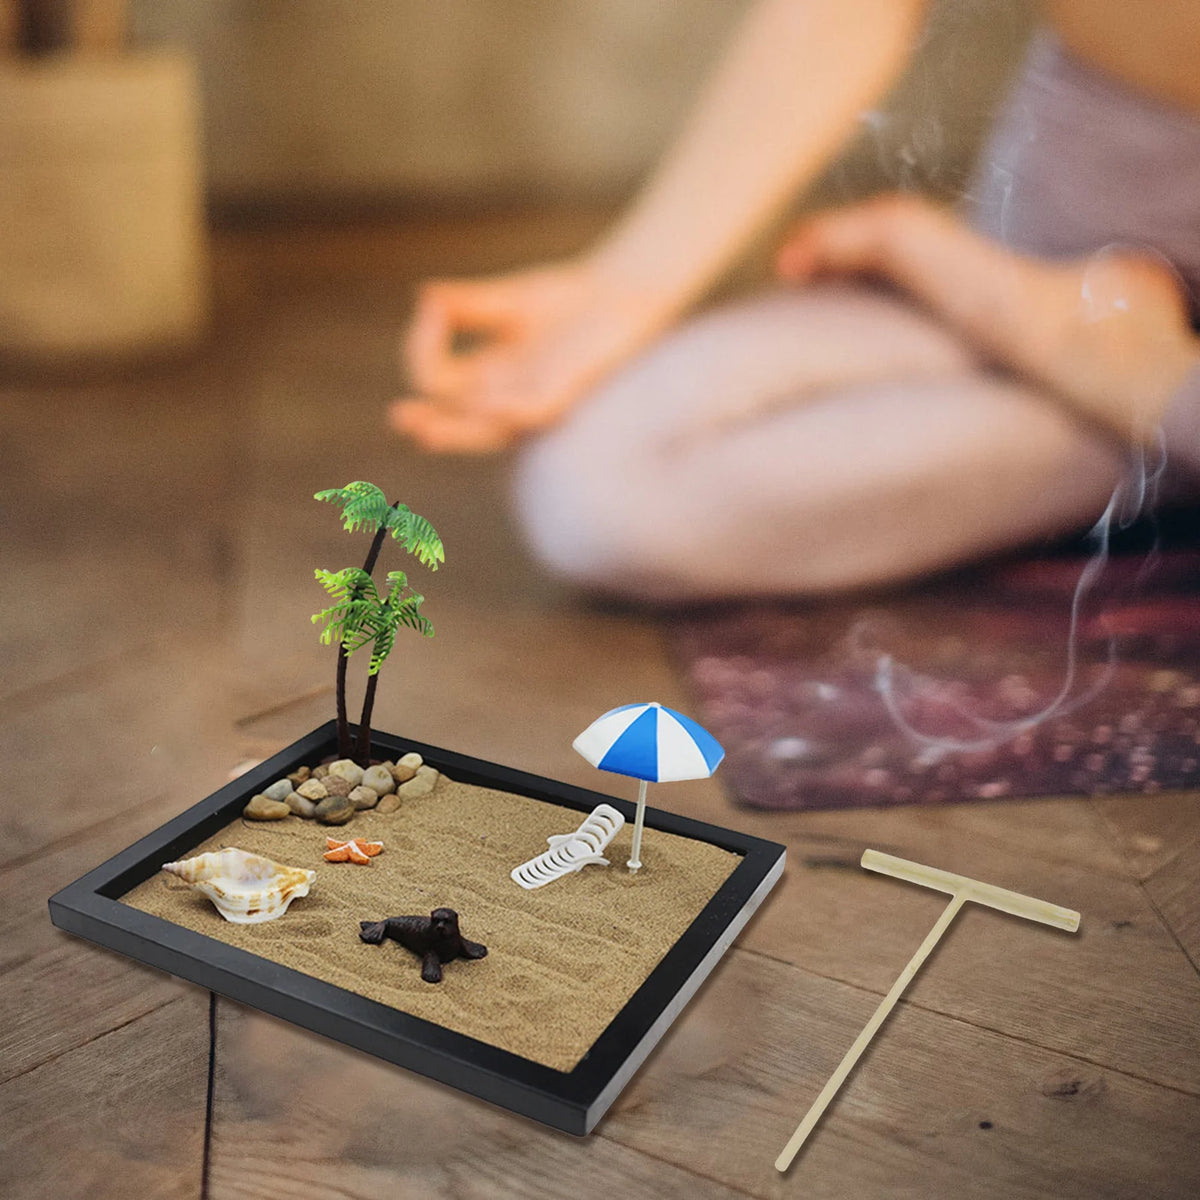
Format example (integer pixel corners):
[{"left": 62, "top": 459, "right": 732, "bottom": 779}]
[
  {"left": 777, "top": 852, "right": 1080, "bottom": 1172},
  {"left": 775, "top": 892, "right": 966, "bottom": 1173}
]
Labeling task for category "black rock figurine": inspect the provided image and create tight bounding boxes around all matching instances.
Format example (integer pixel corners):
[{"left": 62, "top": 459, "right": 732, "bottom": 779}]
[{"left": 359, "top": 907, "right": 488, "bottom": 983}]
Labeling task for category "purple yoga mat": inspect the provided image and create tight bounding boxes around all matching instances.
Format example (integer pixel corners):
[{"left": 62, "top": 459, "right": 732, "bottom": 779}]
[{"left": 667, "top": 551, "right": 1200, "bottom": 811}]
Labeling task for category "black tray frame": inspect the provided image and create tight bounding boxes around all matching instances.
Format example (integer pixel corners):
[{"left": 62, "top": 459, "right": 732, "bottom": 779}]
[{"left": 48, "top": 721, "right": 786, "bottom": 1135}]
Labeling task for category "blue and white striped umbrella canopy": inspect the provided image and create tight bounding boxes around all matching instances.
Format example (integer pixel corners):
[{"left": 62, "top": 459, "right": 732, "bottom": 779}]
[{"left": 573, "top": 702, "right": 725, "bottom": 783}]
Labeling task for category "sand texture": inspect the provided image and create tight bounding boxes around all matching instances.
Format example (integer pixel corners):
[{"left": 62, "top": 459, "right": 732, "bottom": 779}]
[{"left": 123, "top": 775, "right": 740, "bottom": 1072}]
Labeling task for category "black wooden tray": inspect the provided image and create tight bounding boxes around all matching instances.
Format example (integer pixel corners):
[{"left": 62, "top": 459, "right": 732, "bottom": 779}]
[{"left": 48, "top": 721, "right": 786, "bottom": 1134}]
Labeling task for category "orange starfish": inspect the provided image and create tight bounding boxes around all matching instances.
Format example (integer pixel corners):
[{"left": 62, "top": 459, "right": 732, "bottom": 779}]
[{"left": 323, "top": 837, "right": 385, "bottom": 865}]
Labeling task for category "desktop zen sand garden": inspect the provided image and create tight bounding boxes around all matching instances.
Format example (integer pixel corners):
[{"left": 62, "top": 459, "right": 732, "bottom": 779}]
[
  {"left": 49, "top": 482, "right": 786, "bottom": 1133},
  {"left": 123, "top": 767, "right": 742, "bottom": 1071}
]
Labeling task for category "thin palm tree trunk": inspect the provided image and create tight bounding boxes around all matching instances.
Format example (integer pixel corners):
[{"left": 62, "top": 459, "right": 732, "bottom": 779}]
[
  {"left": 335, "top": 519, "right": 390, "bottom": 760},
  {"left": 355, "top": 672, "right": 380, "bottom": 765},
  {"left": 336, "top": 647, "right": 353, "bottom": 758},
  {"left": 360, "top": 522, "right": 389, "bottom": 576}
]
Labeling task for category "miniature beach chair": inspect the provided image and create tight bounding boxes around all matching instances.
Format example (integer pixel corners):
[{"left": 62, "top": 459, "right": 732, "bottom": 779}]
[{"left": 511, "top": 804, "right": 626, "bottom": 890}]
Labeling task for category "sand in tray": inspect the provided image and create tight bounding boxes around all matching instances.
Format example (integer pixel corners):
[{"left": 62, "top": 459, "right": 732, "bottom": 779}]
[{"left": 123, "top": 775, "right": 741, "bottom": 1072}]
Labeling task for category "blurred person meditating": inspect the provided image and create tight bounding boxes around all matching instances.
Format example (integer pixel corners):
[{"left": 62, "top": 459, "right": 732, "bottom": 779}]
[{"left": 392, "top": 0, "right": 1200, "bottom": 600}]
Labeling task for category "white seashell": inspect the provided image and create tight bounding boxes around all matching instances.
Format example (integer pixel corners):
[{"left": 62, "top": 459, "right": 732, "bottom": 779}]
[{"left": 161, "top": 848, "right": 316, "bottom": 924}]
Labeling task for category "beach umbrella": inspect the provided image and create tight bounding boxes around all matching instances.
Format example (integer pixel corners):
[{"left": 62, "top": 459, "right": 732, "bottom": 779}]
[{"left": 573, "top": 702, "right": 724, "bottom": 871}]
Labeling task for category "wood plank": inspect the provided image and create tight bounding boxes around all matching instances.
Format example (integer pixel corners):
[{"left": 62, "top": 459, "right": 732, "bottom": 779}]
[
  {"left": 209, "top": 209, "right": 612, "bottom": 300},
  {"left": 0, "top": 348, "right": 241, "bottom": 700},
  {"left": 0, "top": 787, "right": 214, "bottom": 1083},
  {"left": 207, "top": 1001, "right": 747, "bottom": 1200},
  {"left": 1, "top": 944, "right": 189, "bottom": 1086},
  {"left": 1143, "top": 835, "right": 1200, "bottom": 972},
  {"left": 633, "top": 779, "right": 1197, "bottom": 1095},
  {"left": 1090, "top": 791, "right": 1200, "bottom": 881},
  {"left": 0, "top": 662, "right": 244, "bottom": 1086},
  {"left": 602, "top": 948, "right": 1200, "bottom": 1200},
  {"left": 729, "top": 828, "right": 1200, "bottom": 1094},
  {"left": 0, "top": 995, "right": 209, "bottom": 1200},
  {"left": 0, "top": 790, "right": 182, "bottom": 973},
  {"left": 664, "top": 787, "right": 1133, "bottom": 887},
  {"left": 0, "top": 639, "right": 246, "bottom": 869}
]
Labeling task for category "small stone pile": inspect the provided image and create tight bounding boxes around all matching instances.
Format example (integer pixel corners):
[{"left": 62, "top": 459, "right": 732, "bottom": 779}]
[{"left": 243, "top": 753, "right": 439, "bottom": 826}]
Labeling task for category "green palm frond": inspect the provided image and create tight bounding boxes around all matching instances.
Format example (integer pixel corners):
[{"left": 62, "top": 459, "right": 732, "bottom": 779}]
[
  {"left": 363, "top": 588, "right": 434, "bottom": 674},
  {"left": 390, "top": 593, "right": 434, "bottom": 638},
  {"left": 314, "top": 566, "right": 434, "bottom": 670},
  {"left": 311, "top": 567, "right": 381, "bottom": 647},
  {"left": 314, "top": 482, "right": 392, "bottom": 535},
  {"left": 340, "top": 607, "right": 385, "bottom": 657},
  {"left": 315, "top": 482, "right": 444, "bottom": 570},
  {"left": 384, "top": 505, "right": 444, "bottom": 570},
  {"left": 367, "top": 621, "right": 397, "bottom": 676},
  {"left": 399, "top": 608, "right": 434, "bottom": 638},
  {"left": 313, "top": 567, "right": 380, "bottom": 604}
]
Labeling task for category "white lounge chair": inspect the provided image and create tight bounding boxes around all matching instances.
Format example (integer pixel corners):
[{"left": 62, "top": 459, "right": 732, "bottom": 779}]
[{"left": 511, "top": 803, "right": 626, "bottom": 890}]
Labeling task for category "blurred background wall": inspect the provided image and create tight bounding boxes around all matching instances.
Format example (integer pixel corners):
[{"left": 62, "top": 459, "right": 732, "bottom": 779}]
[{"left": 133, "top": 0, "right": 1035, "bottom": 216}]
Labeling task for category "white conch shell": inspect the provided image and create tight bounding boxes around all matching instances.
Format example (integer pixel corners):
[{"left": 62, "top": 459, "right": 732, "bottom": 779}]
[{"left": 161, "top": 848, "right": 316, "bottom": 924}]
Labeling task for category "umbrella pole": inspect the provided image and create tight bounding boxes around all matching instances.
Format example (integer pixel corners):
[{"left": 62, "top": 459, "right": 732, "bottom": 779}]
[{"left": 627, "top": 779, "right": 648, "bottom": 871}]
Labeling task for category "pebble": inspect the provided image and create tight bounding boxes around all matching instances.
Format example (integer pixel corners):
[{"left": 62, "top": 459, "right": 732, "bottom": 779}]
[
  {"left": 389, "top": 762, "right": 416, "bottom": 784},
  {"left": 397, "top": 765, "right": 438, "bottom": 799},
  {"left": 315, "top": 795, "right": 356, "bottom": 825},
  {"left": 263, "top": 779, "right": 293, "bottom": 802},
  {"left": 376, "top": 793, "right": 402, "bottom": 815},
  {"left": 361, "top": 765, "right": 396, "bottom": 796},
  {"left": 296, "top": 778, "right": 328, "bottom": 801},
  {"left": 322, "top": 774, "right": 353, "bottom": 798},
  {"left": 349, "top": 785, "right": 379, "bottom": 810},
  {"left": 286, "top": 791, "right": 317, "bottom": 818},
  {"left": 244, "top": 794, "right": 290, "bottom": 820},
  {"left": 390, "top": 752, "right": 422, "bottom": 784},
  {"left": 286, "top": 766, "right": 311, "bottom": 787},
  {"left": 328, "top": 759, "right": 365, "bottom": 787},
  {"left": 312, "top": 764, "right": 330, "bottom": 779}
]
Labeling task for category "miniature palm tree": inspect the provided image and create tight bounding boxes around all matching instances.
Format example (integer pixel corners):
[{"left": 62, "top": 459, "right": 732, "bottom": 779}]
[
  {"left": 312, "top": 566, "right": 433, "bottom": 761},
  {"left": 311, "top": 482, "right": 443, "bottom": 765}
]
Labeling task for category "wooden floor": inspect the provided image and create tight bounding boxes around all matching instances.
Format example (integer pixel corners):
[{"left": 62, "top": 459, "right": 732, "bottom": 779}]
[{"left": 3, "top": 212, "right": 1199, "bottom": 1200}]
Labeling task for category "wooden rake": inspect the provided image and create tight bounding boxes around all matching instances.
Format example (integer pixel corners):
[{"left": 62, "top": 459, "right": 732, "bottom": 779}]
[{"left": 775, "top": 849, "right": 1081, "bottom": 1173}]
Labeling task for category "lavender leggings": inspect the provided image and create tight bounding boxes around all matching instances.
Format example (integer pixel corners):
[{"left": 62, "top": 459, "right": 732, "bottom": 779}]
[
  {"left": 972, "top": 32, "right": 1200, "bottom": 483},
  {"left": 969, "top": 32, "right": 1200, "bottom": 319},
  {"left": 514, "top": 33, "right": 1200, "bottom": 600}
]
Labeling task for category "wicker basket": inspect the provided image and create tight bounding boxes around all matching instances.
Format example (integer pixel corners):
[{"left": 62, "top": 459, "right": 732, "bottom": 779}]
[{"left": 0, "top": 50, "right": 208, "bottom": 369}]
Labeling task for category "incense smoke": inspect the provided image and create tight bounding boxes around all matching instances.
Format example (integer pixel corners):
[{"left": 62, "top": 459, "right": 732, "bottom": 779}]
[{"left": 873, "top": 439, "right": 1167, "bottom": 763}]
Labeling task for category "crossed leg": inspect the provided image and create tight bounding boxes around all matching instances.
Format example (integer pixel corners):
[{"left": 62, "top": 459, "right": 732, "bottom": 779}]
[{"left": 513, "top": 284, "right": 1128, "bottom": 601}]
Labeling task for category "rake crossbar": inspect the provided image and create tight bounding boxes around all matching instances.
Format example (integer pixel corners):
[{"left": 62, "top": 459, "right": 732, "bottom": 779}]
[
  {"left": 861, "top": 850, "right": 1081, "bottom": 931},
  {"left": 775, "top": 850, "right": 1080, "bottom": 1173}
]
